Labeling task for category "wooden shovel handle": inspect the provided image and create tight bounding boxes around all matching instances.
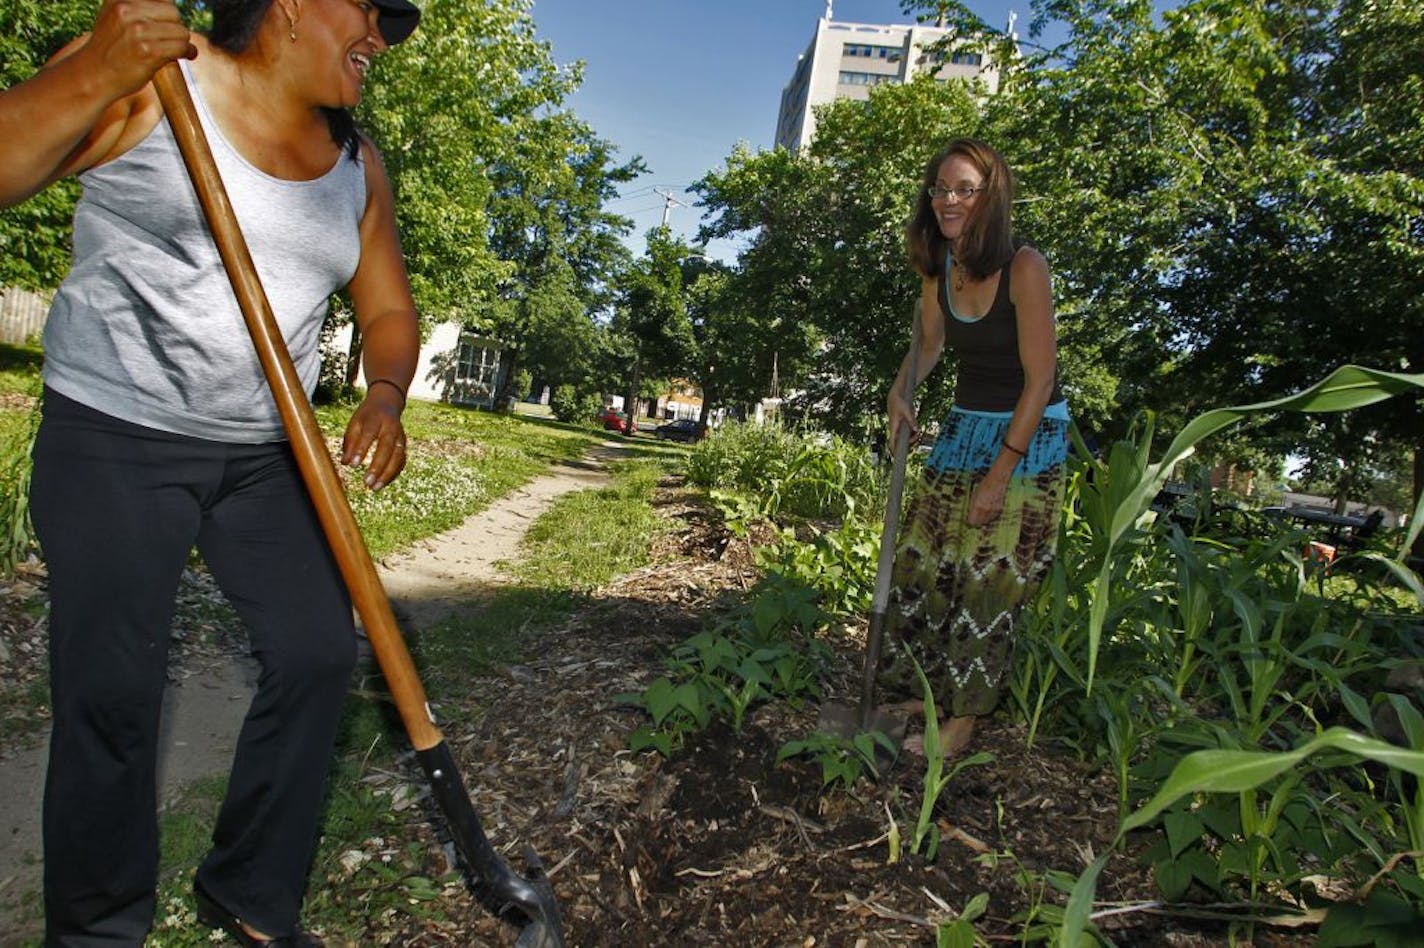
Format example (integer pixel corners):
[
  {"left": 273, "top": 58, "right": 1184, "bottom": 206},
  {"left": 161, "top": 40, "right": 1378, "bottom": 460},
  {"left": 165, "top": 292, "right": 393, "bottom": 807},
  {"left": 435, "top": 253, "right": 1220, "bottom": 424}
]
[
  {"left": 858, "top": 301, "right": 922, "bottom": 725},
  {"left": 151, "top": 61, "right": 442, "bottom": 750}
]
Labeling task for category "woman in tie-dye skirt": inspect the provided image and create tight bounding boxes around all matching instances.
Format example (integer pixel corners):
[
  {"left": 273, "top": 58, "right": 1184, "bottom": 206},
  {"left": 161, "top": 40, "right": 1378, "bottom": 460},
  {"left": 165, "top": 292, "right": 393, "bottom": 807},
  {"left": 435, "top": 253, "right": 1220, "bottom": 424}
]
[{"left": 880, "top": 139, "right": 1069, "bottom": 758}]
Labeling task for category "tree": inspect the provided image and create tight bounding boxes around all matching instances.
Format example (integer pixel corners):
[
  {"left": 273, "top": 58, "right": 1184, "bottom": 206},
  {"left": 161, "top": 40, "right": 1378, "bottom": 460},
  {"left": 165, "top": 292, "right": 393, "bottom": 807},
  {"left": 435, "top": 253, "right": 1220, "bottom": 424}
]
[
  {"left": 611, "top": 228, "right": 697, "bottom": 433},
  {"left": 907, "top": 0, "right": 1421, "bottom": 513},
  {"left": 483, "top": 109, "right": 643, "bottom": 408},
  {"left": 352, "top": 0, "right": 643, "bottom": 401}
]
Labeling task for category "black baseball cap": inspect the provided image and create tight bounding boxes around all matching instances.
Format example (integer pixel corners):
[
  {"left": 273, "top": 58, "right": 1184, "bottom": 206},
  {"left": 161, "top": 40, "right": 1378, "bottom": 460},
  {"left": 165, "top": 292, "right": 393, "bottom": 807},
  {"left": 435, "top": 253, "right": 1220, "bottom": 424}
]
[{"left": 372, "top": 0, "right": 420, "bottom": 45}]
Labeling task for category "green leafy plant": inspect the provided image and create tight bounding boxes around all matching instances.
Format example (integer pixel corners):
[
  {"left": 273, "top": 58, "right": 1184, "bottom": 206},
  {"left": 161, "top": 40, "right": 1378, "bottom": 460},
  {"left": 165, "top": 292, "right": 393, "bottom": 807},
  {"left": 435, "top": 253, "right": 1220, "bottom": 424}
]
[
  {"left": 621, "top": 588, "right": 832, "bottom": 756},
  {"left": 548, "top": 384, "right": 603, "bottom": 425},
  {"left": 755, "top": 518, "right": 879, "bottom": 618},
  {"left": 777, "top": 729, "right": 894, "bottom": 791},
  {"left": 687, "top": 421, "right": 885, "bottom": 523},
  {"left": 624, "top": 674, "right": 718, "bottom": 756},
  {"left": 1075, "top": 365, "right": 1424, "bottom": 694},
  {"left": 1060, "top": 728, "right": 1424, "bottom": 948},
  {"left": 0, "top": 405, "right": 37, "bottom": 577},
  {"left": 935, "top": 891, "right": 991, "bottom": 947}
]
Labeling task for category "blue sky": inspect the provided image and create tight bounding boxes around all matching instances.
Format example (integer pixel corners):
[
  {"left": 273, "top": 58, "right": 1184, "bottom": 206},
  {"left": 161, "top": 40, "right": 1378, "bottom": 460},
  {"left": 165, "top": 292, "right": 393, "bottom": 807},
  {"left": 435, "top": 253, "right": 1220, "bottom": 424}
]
[{"left": 527, "top": 1, "right": 1030, "bottom": 262}]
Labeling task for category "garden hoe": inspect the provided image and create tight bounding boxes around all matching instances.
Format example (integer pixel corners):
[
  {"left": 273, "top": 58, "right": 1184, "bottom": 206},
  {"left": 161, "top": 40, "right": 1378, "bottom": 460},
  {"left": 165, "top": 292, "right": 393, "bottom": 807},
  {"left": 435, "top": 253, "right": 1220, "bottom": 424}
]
[
  {"left": 152, "top": 56, "right": 564, "bottom": 948},
  {"left": 816, "top": 302, "right": 922, "bottom": 760}
]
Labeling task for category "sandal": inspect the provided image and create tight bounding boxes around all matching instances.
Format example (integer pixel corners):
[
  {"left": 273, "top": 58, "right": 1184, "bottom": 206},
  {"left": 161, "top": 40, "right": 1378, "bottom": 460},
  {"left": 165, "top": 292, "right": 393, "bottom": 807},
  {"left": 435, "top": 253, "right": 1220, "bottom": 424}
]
[{"left": 194, "top": 879, "right": 325, "bottom": 947}]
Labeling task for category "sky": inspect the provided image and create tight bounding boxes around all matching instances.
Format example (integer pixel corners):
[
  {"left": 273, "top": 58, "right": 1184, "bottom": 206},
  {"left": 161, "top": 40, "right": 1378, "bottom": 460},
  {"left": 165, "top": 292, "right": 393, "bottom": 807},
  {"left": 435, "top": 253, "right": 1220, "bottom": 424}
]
[{"left": 526, "top": 0, "right": 1030, "bottom": 263}]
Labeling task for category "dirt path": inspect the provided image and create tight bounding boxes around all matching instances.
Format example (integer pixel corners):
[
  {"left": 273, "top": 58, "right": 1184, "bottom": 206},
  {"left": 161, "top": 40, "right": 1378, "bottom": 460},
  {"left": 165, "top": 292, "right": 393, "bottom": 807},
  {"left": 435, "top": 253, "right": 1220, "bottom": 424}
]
[{"left": 0, "top": 442, "right": 624, "bottom": 935}]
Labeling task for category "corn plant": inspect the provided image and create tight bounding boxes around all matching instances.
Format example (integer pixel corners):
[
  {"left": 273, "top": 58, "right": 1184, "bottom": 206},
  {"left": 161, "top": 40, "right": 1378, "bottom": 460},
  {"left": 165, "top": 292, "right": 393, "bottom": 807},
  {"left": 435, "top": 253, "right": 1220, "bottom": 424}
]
[
  {"left": 1060, "top": 728, "right": 1424, "bottom": 948},
  {"left": 1075, "top": 365, "right": 1424, "bottom": 694},
  {"left": 690, "top": 421, "right": 887, "bottom": 524},
  {"left": 764, "top": 433, "right": 883, "bottom": 522},
  {"left": 906, "top": 654, "right": 994, "bottom": 861}
]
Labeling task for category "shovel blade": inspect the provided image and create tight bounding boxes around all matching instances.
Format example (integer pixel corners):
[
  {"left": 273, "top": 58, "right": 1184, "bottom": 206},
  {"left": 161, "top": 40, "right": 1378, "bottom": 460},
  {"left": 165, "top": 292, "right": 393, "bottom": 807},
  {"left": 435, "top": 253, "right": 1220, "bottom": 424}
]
[
  {"left": 816, "top": 701, "right": 907, "bottom": 774},
  {"left": 417, "top": 742, "right": 565, "bottom": 948}
]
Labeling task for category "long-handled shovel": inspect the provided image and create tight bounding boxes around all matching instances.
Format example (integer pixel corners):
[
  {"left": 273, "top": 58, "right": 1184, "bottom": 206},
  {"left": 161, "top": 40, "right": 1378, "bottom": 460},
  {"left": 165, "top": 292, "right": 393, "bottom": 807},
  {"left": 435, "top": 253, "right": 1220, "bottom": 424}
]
[
  {"left": 151, "top": 61, "right": 564, "bottom": 948},
  {"left": 816, "top": 301, "right": 923, "bottom": 754}
]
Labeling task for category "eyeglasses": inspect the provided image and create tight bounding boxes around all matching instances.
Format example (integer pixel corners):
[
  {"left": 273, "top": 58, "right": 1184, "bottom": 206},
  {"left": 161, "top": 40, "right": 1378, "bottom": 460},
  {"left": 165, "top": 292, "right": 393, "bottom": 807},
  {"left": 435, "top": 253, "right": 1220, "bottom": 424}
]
[{"left": 926, "top": 185, "right": 983, "bottom": 202}]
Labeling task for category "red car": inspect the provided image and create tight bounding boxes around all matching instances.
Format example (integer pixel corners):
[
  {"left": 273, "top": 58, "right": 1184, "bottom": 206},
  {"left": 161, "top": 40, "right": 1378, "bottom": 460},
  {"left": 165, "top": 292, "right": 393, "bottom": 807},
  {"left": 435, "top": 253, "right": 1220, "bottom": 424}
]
[{"left": 596, "top": 407, "right": 634, "bottom": 434}]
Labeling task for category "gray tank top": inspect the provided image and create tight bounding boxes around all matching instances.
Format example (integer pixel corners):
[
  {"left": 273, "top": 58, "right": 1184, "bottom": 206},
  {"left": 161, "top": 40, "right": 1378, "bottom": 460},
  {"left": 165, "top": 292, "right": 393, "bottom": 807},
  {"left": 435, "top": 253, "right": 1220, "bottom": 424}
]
[{"left": 42, "top": 59, "right": 367, "bottom": 443}]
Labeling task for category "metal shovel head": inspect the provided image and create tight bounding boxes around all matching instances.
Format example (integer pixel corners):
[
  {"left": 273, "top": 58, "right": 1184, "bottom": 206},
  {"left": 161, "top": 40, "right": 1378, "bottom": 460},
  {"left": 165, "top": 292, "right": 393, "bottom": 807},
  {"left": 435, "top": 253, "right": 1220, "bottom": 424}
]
[
  {"left": 816, "top": 700, "right": 907, "bottom": 744},
  {"left": 815, "top": 700, "right": 907, "bottom": 773},
  {"left": 417, "top": 743, "right": 565, "bottom": 947}
]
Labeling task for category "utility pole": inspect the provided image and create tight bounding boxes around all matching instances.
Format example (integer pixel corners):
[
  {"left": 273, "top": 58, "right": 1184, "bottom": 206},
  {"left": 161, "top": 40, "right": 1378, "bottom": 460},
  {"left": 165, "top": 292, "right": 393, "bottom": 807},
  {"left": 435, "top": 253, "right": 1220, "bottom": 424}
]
[{"left": 654, "top": 188, "right": 688, "bottom": 227}]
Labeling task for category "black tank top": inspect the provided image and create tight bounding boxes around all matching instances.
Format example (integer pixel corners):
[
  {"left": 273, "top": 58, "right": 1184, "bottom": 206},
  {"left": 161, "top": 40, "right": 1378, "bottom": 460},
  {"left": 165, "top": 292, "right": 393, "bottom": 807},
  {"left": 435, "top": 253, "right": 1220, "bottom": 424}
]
[{"left": 938, "top": 248, "right": 1063, "bottom": 412}]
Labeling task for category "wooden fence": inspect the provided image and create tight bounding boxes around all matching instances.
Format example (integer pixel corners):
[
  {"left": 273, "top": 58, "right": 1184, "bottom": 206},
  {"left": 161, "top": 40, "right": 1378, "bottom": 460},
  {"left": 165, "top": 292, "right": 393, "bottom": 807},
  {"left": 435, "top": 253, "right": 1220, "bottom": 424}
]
[{"left": 0, "top": 287, "right": 49, "bottom": 345}]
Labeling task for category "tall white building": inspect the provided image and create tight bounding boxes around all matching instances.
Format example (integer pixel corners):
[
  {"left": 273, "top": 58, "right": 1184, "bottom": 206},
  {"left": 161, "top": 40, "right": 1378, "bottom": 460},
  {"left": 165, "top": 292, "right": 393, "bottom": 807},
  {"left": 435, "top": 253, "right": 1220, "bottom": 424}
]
[{"left": 775, "top": 11, "right": 1002, "bottom": 153}]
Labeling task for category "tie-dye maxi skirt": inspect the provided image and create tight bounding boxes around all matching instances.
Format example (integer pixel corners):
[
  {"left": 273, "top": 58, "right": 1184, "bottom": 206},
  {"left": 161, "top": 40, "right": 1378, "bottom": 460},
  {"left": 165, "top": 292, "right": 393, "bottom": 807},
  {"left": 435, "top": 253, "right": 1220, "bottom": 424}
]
[{"left": 880, "top": 406, "right": 1069, "bottom": 718}]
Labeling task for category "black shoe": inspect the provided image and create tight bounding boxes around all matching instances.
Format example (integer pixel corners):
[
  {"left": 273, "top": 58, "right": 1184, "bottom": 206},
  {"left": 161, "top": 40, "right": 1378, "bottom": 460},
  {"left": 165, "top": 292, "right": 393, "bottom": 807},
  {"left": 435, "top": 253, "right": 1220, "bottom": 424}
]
[{"left": 194, "top": 879, "right": 325, "bottom": 947}]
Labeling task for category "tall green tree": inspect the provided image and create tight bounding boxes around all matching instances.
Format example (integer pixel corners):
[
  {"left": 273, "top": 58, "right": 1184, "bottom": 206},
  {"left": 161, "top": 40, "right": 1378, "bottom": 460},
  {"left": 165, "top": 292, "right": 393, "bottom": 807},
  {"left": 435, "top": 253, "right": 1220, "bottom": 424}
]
[
  {"left": 484, "top": 108, "right": 643, "bottom": 406},
  {"left": 958, "top": 0, "right": 1424, "bottom": 507},
  {"left": 611, "top": 227, "right": 697, "bottom": 431},
  {"left": 355, "top": 0, "right": 583, "bottom": 329}
]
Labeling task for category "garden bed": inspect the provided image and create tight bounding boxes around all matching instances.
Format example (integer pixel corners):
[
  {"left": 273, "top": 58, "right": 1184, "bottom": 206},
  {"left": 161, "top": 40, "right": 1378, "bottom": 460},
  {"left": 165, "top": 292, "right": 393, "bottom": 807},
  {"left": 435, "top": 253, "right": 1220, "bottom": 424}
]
[{"left": 352, "top": 489, "right": 1318, "bottom": 946}]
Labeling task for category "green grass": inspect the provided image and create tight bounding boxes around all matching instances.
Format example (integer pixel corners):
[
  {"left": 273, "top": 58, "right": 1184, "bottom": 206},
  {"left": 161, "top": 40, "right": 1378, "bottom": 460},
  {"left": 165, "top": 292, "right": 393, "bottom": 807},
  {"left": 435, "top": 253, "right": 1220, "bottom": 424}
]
[
  {"left": 327, "top": 399, "right": 602, "bottom": 559},
  {"left": 0, "top": 342, "right": 42, "bottom": 396},
  {"left": 510, "top": 459, "right": 668, "bottom": 591}
]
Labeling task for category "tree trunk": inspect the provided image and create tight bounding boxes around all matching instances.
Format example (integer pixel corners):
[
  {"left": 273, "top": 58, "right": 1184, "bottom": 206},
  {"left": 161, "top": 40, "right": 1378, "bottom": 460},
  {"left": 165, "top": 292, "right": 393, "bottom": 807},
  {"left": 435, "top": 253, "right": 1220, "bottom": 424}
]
[
  {"left": 1413, "top": 445, "right": 1423, "bottom": 560},
  {"left": 495, "top": 347, "right": 522, "bottom": 414},
  {"left": 623, "top": 363, "right": 641, "bottom": 438},
  {"left": 344, "top": 326, "right": 364, "bottom": 387}
]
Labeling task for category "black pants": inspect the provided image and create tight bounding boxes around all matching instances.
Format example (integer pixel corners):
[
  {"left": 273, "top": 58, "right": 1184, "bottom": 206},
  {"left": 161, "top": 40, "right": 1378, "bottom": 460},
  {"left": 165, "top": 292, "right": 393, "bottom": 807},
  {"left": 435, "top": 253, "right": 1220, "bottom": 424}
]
[{"left": 31, "top": 390, "right": 356, "bottom": 945}]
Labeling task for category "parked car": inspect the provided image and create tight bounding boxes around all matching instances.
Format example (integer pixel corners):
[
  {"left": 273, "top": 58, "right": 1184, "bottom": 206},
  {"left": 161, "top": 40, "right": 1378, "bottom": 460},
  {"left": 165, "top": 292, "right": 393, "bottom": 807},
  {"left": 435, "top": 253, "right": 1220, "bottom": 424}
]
[
  {"left": 596, "top": 407, "right": 634, "bottom": 434},
  {"left": 654, "top": 418, "right": 704, "bottom": 443}
]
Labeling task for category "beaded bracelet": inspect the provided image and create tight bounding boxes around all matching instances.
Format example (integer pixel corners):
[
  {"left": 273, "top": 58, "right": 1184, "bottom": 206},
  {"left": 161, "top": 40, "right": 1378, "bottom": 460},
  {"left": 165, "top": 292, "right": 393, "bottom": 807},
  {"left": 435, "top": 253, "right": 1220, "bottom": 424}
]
[
  {"left": 1001, "top": 438, "right": 1027, "bottom": 458},
  {"left": 368, "top": 378, "right": 407, "bottom": 408}
]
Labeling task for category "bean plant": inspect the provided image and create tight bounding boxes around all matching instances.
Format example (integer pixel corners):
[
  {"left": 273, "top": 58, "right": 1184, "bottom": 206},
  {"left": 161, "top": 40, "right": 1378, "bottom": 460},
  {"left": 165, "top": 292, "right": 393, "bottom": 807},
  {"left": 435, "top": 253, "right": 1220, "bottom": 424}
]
[{"left": 620, "top": 571, "right": 833, "bottom": 756}]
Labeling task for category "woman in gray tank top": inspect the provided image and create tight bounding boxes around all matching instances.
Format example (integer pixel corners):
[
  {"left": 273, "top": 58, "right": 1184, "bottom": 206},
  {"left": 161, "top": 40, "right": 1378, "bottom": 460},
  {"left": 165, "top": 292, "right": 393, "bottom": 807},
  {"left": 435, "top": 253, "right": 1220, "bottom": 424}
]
[{"left": 1, "top": 1, "right": 421, "bottom": 944}]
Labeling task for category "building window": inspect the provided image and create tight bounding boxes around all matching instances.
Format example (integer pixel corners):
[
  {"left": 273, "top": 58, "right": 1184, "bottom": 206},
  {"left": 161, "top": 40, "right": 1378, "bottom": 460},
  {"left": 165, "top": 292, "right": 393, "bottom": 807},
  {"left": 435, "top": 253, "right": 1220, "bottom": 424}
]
[
  {"left": 844, "top": 43, "right": 901, "bottom": 60},
  {"left": 453, "top": 336, "right": 501, "bottom": 406},
  {"left": 838, "top": 71, "right": 893, "bottom": 86}
]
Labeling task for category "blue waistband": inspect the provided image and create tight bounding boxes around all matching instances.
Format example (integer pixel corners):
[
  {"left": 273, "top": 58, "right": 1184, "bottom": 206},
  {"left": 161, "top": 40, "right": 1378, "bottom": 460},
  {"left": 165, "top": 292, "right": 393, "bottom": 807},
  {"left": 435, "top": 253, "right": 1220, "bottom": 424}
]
[{"left": 950, "top": 400, "right": 1070, "bottom": 422}]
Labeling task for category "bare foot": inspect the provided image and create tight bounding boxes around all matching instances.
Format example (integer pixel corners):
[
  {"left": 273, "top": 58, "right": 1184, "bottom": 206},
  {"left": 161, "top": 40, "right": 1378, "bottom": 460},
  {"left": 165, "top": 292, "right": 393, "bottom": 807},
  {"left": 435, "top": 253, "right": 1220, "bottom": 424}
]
[
  {"left": 904, "top": 715, "right": 977, "bottom": 759},
  {"left": 942, "top": 715, "right": 977, "bottom": 758},
  {"left": 887, "top": 698, "right": 925, "bottom": 715}
]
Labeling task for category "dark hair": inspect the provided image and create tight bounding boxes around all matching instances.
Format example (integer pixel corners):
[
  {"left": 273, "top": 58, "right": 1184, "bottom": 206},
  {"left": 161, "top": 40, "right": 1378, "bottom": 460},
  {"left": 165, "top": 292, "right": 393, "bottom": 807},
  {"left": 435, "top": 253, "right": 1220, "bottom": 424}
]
[
  {"left": 208, "top": 0, "right": 361, "bottom": 160},
  {"left": 906, "top": 138, "right": 1015, "bottom": 280}
]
